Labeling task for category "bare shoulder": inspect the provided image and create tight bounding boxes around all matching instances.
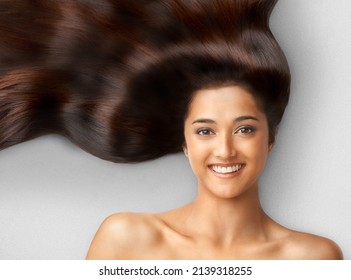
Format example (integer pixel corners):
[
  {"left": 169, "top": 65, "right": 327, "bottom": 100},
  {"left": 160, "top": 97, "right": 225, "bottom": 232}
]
[
  {"left": 282, "top": 231, "right": 343, "bottom": 260},
  {"left": 86, "top": 212, "right": 163, "bottom": 259}
]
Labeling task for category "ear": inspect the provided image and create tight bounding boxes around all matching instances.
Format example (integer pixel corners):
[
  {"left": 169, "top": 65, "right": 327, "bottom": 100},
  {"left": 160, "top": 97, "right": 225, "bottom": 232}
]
[{"left": 183, "top": 143, "right": 188, "bottom": 157}]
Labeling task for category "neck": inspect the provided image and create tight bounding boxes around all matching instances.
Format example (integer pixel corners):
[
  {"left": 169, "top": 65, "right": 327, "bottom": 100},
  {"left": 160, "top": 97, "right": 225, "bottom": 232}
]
[{"left": 183, "top": 182, "right": 268, "bottom": 245}]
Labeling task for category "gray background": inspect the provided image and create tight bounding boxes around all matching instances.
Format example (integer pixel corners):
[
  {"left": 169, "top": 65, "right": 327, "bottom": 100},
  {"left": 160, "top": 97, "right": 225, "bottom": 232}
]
[{"left": 1, "top": 0, "right": 350, "bottom": 259}]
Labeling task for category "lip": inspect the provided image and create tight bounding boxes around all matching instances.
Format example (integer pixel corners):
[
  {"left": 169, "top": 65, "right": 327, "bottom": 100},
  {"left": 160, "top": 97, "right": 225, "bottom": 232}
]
[{"left": 208, "top": 163, "right": 245, "bottom": 179}]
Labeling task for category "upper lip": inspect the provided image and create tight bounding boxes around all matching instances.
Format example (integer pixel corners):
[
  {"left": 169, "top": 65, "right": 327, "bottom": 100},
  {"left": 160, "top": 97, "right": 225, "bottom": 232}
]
[{"left": 208, "top": 163, "right": 244, "bottom": 167}]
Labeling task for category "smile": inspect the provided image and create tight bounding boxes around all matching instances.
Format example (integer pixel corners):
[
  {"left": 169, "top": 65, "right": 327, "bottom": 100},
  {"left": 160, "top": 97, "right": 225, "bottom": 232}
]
[{"left": 210, "top": 164, "right": 244, "bottom": 174}]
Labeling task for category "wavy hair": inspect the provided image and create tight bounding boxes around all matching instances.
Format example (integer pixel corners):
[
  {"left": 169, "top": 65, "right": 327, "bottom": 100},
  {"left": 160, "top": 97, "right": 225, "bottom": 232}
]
[{"left": 0, "top": 0, "right": 290, "bottom": 162}]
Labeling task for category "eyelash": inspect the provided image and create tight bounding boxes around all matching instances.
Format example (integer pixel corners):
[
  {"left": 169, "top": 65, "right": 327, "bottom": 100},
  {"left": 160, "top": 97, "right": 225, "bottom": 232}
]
[
  {"left": 195, "top": 126, "right": 256, "bottom": 136},
  {"left": 196, "top": 128, "right": 214, "bottom": 135},
  {"left": 196, "top": 126, "right": 256, "bottom": 136},
  {"left": 236, "top": 126, "right": 256, "bottom": 134}
]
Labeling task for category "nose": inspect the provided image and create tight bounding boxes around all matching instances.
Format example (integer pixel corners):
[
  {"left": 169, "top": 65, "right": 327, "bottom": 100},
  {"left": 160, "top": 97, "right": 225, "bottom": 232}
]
[{"left": 213, "top": 132, "right": 236, "bottom": 159}]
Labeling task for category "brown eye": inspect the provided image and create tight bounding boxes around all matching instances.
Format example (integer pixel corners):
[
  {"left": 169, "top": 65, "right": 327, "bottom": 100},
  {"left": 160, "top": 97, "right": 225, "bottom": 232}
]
[
  {"left": 197, "top": 128, "right": 214, "bottom": 135},
  {"left": 237, "top": 126, "right": 255, "bottom": 134}
]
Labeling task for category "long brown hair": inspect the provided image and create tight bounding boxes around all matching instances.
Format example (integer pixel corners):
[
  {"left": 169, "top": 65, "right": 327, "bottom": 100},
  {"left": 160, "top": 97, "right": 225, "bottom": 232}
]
[{"left": 0, "top": 0, "right": 290, "bottom": 162}]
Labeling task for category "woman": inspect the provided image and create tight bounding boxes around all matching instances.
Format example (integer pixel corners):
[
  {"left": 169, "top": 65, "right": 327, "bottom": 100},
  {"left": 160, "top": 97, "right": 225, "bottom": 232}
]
[
  {"left": 0, "top": 0, "right": 342, "bottom": 259},
  {"left": 86, "top": 0, "right": 343, "bottom": 258},
  {"left": 86, "top": 84, "right": 342, "bottom": 259}
]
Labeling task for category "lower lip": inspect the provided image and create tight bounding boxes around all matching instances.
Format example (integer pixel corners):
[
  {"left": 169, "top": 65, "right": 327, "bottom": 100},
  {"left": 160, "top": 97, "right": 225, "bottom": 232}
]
[{"left": 208, "top": 165, "right": 245, "bottom": 179}]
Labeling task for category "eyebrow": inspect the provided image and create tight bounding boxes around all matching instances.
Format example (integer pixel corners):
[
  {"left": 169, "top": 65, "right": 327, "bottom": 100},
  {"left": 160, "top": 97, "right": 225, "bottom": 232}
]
[{"left": 192, "top": 115, "right": 259, "bottom": 125}]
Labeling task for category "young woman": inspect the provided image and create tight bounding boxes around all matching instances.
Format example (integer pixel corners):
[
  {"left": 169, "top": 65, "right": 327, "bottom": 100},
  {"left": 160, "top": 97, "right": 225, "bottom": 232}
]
[
  {"left": 84, "top": 0, "right": 343, "bottom": 260},
  {"left": 0, "top": 0, "right": 342, "bottom": 259},
  {"left": 86, "top": 84, "right": 342, "bottom": 259}
]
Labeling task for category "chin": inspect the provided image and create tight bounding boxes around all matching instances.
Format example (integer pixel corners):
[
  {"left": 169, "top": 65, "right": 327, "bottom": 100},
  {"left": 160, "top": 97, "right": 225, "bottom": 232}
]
[{"left": 205, "top": 183, "right": 250, "bottom": 199}]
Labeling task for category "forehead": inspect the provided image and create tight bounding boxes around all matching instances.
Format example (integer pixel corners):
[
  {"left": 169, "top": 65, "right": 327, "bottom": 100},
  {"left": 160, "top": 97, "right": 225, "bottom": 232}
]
[{"left": 187, "top": 86, "right": 264, "bottom": 119}]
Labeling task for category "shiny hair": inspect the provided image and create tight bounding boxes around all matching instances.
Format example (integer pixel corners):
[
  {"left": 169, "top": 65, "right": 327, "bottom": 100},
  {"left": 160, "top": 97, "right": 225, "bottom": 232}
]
[{"left": 0, "top": 0, "right": 290, "bottom": 162}]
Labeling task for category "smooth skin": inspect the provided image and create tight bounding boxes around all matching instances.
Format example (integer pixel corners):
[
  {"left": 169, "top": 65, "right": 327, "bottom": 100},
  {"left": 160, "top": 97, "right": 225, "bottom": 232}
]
[{"left": 86, "top": 86, "right": 343, "bottom": 260}]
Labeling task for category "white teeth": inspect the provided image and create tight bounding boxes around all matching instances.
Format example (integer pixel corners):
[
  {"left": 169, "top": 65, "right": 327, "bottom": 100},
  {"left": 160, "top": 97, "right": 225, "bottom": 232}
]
[{"left": 211, "top": 164, "right": 242, "bottom": 174}]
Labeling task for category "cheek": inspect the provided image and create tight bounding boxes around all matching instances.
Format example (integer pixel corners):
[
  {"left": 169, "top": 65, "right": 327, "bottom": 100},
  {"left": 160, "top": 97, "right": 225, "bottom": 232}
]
[
  {"left": 240, "top": 136, "right": 269, "bottom": 162},
  {"left": 186, "top": 140, "right": 211, "bottom": 172},
  {"left": 187, "top": 142, "right": 206, "bottom": 163}
]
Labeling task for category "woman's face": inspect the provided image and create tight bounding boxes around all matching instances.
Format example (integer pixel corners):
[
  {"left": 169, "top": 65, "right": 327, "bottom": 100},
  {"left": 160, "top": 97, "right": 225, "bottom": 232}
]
[{"left": 183, "top": 86, "right": 271, "bottom": 199}]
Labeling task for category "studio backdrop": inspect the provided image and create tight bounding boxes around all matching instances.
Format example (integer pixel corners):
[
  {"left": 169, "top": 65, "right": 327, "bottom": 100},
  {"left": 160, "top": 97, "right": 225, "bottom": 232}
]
[{"left": 0, "top": 0, "right": 350, "bottom": 259}]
